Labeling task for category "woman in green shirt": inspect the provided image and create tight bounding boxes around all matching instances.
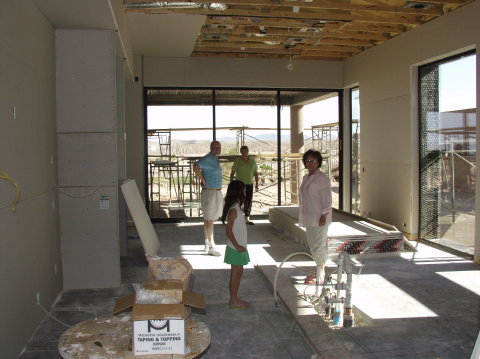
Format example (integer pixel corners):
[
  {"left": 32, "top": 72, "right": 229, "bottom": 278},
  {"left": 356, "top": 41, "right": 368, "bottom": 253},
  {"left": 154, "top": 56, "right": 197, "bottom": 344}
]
[{"left": 230, "top": 145, "right": 259, "bottom": 225}]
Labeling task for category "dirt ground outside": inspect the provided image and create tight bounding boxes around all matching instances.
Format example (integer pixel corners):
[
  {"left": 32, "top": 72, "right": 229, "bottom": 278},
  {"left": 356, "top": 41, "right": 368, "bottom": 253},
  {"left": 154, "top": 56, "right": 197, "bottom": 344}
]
[{"left": 149, "top": 178, "right": 339, "bottom": 219}]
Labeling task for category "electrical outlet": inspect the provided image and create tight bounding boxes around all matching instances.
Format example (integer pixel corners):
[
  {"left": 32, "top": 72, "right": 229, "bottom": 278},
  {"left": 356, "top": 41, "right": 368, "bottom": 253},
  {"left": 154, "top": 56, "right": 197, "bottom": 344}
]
[
  {"left": 54, "top": 263, "right": 58, "bottom": 274},
  {"left": 36, "top": 292, "right": 40, "bottom": 305}
]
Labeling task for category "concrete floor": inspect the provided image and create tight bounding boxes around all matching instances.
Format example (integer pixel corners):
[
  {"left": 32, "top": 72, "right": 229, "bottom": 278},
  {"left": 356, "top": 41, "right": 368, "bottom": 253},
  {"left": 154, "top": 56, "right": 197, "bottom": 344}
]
[{"left": 20, "top": 220, "right": 480, "bottom": 359}]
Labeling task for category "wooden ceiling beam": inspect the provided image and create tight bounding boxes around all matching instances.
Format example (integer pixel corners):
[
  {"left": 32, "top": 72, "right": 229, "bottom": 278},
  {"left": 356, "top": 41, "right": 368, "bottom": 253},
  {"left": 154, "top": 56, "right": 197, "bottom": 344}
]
[
  {"left": 195, "top": 41, "right": 361, "bottom": 53},
  {"left": 205, "top": 17, "right": 325, "bottom": 29},
  {"left": 200, "top": 28, "right": 389, "bottom": 42},
  {"left": 199, "top": 30, "right": 380, "bottom": 46},
  {"left": 125, "top": 0, "right": 444, "bottom": 16},
  {"left": 192, "top": 50, "right": 350, "bottom": 61},
  {"left": 204, "top": 16, "right": 406, "bottom": 32},
  {"left": 125, "top": 7, "right": 424, "bottom": 25},
  {"left": 191, "top": 51, "right": 347, "bottom": 60},
  {"left": 194, "top": 45, "right": 348, "bottom": 55},
  {"left": 362, "top": 0, "right": 471, "bottom": 5},
  {"left": 296, "top": 55, "right": 347, "bottom": 60},
  {"left": 320, "top": 30, "right": 389, "bottom": 40},
  {"left": 204, "top": 33, "right": 375, "bottom": 47}
]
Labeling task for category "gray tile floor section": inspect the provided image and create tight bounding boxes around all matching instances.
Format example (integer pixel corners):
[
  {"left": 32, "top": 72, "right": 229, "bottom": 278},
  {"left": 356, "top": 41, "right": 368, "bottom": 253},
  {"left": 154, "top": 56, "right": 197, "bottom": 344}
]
[
  {"left": 19, "top": 221, "right": 315, "bottom": 359},
  {"left": 20, "top": 220, "right": 480, "bottom": 359}
]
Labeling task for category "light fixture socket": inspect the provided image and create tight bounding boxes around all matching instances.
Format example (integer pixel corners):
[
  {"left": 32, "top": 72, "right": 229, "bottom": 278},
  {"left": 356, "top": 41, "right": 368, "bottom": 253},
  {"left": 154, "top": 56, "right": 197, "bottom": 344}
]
[{"left": 404, "top": 1, "right": 433, "bottom": 9}]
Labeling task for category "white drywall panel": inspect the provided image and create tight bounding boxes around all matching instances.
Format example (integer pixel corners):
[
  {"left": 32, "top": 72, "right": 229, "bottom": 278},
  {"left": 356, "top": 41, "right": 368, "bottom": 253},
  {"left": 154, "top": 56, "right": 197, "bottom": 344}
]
[
  {"left": 117, "top": 56, "right": 128, "bottom": 256},
  {"left": 143, "top": 57, "right": 343, "bottom": 89},
  {"left": 0, "top": 58, "right": 57, "bottom": 201},
  {"left": 0, "top": 2, "right": 62, "bottom": 359},
  {"left": 110, "top": 0, "right": 134, "bottom": 80},
  {"left": 56, "top": 29, "right": 121, "bottom": 289},
  {"left": 127, "top": 13, "right": 205, "bottom": 58},
  {"left": 1, "top": 189, "right": 62, "bottom": 356},
  {"left": 59, "top": 186, "right": 121, "bottom": 289},
  {"left": 57, "top": 133, "right": 118, "bottom": 187},
  {"left": 361, "top": 95, "right": 412, "bottom": 164},
  {"left": 125, "top": 54, "right": 145, "bottom": 199},
  {"left": 33, "top": 0, "right": 115, "bottom": 29},
  {"left": 56, "top": 30, "right": 115, "bottom": 133},
  {"left": 360, "top": 160, "right": 411, "bottom": 232}
]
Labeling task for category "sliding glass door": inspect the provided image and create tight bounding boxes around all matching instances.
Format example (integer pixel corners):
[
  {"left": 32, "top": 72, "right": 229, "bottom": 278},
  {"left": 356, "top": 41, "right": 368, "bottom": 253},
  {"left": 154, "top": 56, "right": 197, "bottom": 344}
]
[
  {"left": 351, "top": 87, "right": 360, "bottom": 214},
  {"left": 419, "top": 51, "right": 476, "bottom": 255},
  {"left": 145, "top": 88, "right": 342, "bottom": 221}
]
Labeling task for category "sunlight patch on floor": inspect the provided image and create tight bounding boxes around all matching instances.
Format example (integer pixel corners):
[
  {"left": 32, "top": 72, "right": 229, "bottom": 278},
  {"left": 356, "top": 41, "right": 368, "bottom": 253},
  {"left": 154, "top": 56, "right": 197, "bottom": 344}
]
[
  {"left": 180, "top": 244, "right": 229, "bottom": 270},
  {"left": 436, "top": 270, "right": 480, "bottom": 296},
  {"left": 400, "top": 242, "right": 471, "bottom": 265},
  {"left": 247, "top": 244, "right": 279, "bottom": 266},
  {"left": 352, "top": 274, "right": 438, "bottom": 319},
  {"left": 179, "top": 243, "right": 277, "bottom": 269}
]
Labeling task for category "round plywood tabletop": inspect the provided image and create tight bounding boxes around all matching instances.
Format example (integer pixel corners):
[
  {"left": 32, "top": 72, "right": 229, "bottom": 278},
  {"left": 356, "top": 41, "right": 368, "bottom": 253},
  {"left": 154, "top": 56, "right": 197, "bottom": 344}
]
[{"left": 58, "top": 313, "right": 210, "bottom": 359}]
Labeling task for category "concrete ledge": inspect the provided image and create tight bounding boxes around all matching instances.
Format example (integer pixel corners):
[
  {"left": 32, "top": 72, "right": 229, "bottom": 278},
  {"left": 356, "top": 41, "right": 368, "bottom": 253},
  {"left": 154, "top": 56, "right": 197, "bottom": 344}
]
[
  {"left": 256, "top": 264, "right": 370, "bottom": 359},
  {"left": 268, "top": 206, "right": 308, "bottom": 247},
  {"left": 269, "top": 206, "right": 412, "bottom": 258}
]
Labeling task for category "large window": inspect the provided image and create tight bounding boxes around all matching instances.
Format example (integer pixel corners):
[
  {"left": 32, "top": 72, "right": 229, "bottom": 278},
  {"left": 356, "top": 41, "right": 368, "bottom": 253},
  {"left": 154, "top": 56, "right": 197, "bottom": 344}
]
[
  {"left": 215, "top": 90, "right": 280, "bottom": 215},
  {"left": 145, "top": 88, "right": 342, "bottom": 221},
  {"left": 419, "top": 52, "right": 476, "bottom": 255},
  {"left": 350, "top": 87, "right": 360, "bottom": 214}
]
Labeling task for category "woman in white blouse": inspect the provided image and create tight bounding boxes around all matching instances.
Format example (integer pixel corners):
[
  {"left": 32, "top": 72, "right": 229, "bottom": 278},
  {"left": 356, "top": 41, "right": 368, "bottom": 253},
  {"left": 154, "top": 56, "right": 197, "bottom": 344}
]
[{"left": 299, "top": 149, "right": 332, "bottom": 285}]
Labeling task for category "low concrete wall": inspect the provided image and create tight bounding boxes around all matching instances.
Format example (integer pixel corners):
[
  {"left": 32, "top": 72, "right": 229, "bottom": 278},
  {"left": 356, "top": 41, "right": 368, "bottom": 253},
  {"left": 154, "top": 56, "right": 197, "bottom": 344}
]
[{"left": 269, "top": 206, "right": 410, "bottom": 258}]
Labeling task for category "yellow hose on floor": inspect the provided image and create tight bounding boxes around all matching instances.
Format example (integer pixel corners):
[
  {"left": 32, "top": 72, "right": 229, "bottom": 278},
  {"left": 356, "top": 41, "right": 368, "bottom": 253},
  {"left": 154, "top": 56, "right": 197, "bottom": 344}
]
[{"left": 0, "top": 170, "right": 20, "bottom": 212}]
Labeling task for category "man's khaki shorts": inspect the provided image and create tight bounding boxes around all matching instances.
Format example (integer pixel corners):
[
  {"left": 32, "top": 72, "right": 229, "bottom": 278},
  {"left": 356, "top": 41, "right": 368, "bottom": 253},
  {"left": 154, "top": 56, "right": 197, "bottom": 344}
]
[{"left": 201, "top": 188, "right": 223, "bottom": 220}]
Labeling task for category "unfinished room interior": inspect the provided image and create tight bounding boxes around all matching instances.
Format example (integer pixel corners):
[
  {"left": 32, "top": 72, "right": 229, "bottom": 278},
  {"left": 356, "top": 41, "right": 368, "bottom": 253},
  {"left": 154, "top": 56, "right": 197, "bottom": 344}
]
[{"left": 1, "top": 0, "right": 480, "bottom": 358}]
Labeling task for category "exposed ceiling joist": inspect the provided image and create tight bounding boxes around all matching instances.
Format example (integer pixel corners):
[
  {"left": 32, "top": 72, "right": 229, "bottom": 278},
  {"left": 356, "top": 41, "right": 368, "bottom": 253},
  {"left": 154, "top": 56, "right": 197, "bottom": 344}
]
[{"left": 123, "top": 0, "right": 474, "bottom": 60}]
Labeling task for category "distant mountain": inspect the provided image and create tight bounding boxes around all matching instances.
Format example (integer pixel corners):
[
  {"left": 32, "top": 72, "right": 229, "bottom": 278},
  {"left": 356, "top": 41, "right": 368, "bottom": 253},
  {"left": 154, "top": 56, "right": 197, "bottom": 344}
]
[{"left": 218, "top": 133, "right": 290, "bottom": 141}]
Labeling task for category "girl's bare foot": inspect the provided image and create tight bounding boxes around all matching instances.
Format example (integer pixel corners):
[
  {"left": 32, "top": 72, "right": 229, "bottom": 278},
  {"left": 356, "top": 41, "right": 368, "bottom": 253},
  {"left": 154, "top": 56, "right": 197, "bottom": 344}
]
[
  {"left": 304, "top": 273, "right": 316, "bottom": 284},
  {"left": 229, "top": 298, "right": 250, "bottom": 309}
]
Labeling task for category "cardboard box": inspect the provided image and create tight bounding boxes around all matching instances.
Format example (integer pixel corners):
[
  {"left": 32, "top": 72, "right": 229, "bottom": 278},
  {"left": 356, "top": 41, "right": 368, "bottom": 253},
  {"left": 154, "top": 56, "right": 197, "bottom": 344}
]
[
  {"left": 146, "top": 256, "right": 193, "bottom": 291},
  {"left": 113, "top": 279, "right": 205, "bottom": 355}
]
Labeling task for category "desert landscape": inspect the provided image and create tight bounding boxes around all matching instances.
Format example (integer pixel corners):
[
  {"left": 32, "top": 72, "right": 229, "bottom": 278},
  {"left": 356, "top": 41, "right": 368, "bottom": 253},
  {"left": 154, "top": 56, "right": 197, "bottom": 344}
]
[{"left": 148, "top": 138, "right": 340, "bottom": 218}]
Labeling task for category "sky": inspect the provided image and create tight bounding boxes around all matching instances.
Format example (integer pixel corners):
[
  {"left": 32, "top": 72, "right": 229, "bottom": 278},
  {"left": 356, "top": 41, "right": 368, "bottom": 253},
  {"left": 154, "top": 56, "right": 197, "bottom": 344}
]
[
  {"left": 440, "top": 54, "right": 476, "bottom": 112},
  {"left": 148, "top": 97, "right": 339, "bottom": 141}
]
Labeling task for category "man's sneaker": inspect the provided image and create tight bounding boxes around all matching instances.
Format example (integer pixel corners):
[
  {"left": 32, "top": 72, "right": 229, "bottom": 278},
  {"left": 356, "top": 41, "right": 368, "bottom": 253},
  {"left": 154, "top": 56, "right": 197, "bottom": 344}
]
[{"left": 208, "top": 247, "right": 221, "bottom": 256}]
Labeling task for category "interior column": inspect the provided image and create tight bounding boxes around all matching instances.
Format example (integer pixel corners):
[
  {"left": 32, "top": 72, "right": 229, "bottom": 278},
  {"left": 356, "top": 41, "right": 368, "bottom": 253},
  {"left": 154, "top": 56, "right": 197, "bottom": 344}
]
[{"left": 290, "top": 105, "right": 305, "bottom": 204}]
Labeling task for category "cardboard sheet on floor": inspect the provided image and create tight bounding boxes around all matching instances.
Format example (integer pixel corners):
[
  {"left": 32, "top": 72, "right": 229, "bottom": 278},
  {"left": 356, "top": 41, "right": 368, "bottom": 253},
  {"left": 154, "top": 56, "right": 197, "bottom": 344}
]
[{"left": 121, "top": 179, "right": 160, "bottom": 256}]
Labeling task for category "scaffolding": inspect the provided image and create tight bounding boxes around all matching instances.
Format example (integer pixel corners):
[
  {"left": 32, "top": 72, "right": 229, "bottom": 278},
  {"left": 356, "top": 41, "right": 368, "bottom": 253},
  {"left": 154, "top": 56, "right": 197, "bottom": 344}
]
[
  {"left": 311, "top": 123, "right": 339, "bottom": 179},
  {"left": 146, "top": 125, "right": 339, "bottom": 219},
  {"left": 147, "top": 129, "right": 171, "bottom": 160},
  {"left": 147, "top": 129, "right": 202, "bottom": 217}
]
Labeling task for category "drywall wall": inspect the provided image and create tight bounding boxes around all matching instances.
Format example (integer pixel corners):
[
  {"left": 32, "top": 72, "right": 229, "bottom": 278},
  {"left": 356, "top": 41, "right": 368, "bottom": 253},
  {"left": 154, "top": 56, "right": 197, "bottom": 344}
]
[
  {"left": 125, "top": 55, "right": 145, "bottom": 200},
  {"left": 343, "top": 0, "right": 480, "bottom": 240},
  {"left": 110, "top": 0, "right": 135, "bottom": 80},
  {"left": 143, "top": 56, "right": 343, "bottom": 89},
  {"left": 117, "top": 56, "right": 128, "bottom": 256},
  {"left": 0, "top": 2, "right": 62, "bottom": 358},
  {"left": 56, "top": 30, "right": 121, "bottom": 289}
]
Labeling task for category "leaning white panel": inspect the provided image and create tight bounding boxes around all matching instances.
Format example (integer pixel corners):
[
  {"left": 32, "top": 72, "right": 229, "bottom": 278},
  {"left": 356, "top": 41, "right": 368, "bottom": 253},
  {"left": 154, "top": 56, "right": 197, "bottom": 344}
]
[{"left": 121, "top": 178, "right": 160, "bottom": 256}]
